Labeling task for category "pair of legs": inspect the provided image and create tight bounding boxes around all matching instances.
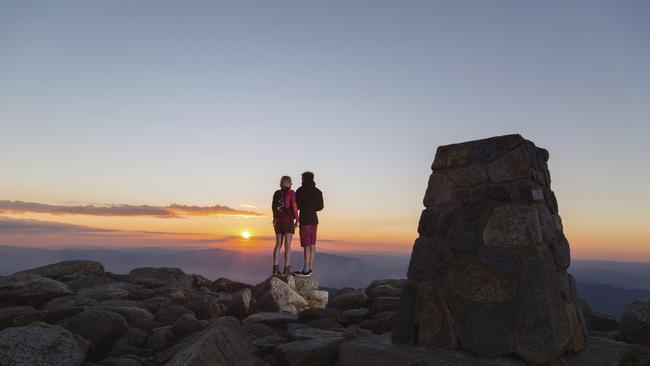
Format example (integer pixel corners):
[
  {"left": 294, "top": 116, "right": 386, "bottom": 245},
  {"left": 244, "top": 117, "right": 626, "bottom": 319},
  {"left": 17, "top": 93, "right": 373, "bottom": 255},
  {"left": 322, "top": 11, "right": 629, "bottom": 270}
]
[
  {"left": 273, "top": 232, "right": 293, "bottom": 274},
  {"left": 301, "top": 245, "right": 315, "bottom": 272}
]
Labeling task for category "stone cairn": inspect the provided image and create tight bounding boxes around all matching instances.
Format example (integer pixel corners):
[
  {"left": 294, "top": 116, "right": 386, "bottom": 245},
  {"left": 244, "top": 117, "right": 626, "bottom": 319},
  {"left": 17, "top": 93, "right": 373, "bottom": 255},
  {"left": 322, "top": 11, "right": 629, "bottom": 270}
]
[{"left": 393, "top": 134, "right": 587, "bottom": 363}]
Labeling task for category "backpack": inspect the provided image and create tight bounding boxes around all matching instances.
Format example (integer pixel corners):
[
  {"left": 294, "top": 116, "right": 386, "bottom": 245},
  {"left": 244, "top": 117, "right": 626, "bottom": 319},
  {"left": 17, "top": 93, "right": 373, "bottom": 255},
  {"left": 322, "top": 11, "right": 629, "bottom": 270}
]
[{"left": 272, "top": 189, "right": 292, "bottom": 218}]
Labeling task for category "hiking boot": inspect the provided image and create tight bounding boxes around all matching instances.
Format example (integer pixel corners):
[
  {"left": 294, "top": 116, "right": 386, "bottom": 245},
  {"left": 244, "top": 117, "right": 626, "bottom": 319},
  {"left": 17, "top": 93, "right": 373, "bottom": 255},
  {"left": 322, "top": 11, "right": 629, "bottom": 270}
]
[
  {"left": 272, "top": 265, "right": 280, "bottom": 276},
  {"left": 283, "top": 266, "right": 292, "bottom": 276},
  {"left": 293, "top": 269, "right": 306, "bottom": 276},
  {"left": 305, "top": 270, "right": 312, "bottom": 276}
]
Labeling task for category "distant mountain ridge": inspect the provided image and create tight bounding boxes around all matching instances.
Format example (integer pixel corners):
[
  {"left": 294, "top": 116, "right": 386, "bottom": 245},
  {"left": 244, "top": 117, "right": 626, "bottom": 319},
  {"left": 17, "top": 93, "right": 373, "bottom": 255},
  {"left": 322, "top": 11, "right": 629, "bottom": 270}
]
[{"left": 0, "top": 245, "right": 410, "bottom": 289}]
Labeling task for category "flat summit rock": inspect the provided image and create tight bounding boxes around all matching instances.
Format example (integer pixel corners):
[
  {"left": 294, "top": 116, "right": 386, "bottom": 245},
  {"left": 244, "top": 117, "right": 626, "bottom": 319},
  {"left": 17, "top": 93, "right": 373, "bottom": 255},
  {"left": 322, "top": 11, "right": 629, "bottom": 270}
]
[
  {"left": 0, "top": 323, "right": 91, "bottom": 366},
  {"left": 394, "top": 134, "right": 586, "bottom": 363}
]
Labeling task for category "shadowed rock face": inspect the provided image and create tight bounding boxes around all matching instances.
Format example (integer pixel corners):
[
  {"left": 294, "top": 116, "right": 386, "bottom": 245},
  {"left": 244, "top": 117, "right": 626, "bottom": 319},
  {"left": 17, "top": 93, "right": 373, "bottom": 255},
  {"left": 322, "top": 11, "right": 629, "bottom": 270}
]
[{"left": 393, "top": 134, "right": 587, "bottom": 363}]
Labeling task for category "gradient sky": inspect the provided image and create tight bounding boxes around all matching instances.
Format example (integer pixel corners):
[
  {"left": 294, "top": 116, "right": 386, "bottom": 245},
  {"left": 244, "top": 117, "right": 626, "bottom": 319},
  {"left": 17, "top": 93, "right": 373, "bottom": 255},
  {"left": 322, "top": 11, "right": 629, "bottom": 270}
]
[{"left": 1, "top": 1, "right": 649, "bottom": 260}]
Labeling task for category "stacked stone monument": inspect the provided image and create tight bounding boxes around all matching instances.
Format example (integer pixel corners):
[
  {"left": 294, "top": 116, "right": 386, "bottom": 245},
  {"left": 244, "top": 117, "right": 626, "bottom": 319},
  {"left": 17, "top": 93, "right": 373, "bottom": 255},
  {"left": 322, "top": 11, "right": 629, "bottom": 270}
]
[{"left": 393, "top": 134, "right": 586, "bottom": 363}]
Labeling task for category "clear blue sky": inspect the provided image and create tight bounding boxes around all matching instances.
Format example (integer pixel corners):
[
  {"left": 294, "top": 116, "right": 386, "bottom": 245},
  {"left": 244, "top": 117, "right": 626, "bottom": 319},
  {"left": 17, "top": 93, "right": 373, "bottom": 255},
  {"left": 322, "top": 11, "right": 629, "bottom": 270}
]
[{"left": 1, "top": 1, "right": 649, "bottom": 259}]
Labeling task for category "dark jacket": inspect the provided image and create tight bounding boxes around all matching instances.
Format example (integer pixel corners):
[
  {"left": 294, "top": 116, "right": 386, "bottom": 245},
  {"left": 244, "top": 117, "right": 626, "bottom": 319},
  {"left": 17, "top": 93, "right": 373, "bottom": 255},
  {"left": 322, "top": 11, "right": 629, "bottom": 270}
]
[{"left": 296, "top": 183, "right": 323, "bottom": 225}]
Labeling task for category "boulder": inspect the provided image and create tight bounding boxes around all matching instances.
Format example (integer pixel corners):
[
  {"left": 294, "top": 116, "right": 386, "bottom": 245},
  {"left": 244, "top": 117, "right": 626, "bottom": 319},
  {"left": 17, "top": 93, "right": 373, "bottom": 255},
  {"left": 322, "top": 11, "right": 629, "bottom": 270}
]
[
  {"left": 165, "top": 316, "right": 261, "bottom": 366},
  {"left": 14, "top": 260, "right": 105, "bottom": 279},
  {"left": 293, "top": 276, "right": 328, "bottom": 309},
  {"left": 184, "top": 294, "right": 220, "bottom": 320},
  {"left": 95, "top": 299, "right": 147, "bottom": 309},
  {"left": 298, "top": 307, "right": 344, "bottom": 323},
  {"left": 211, "top": 277, "right": 253, "bottom": 293},
  {"left": 93, "top": 302, "right": 154, "bottom": 330},
  {"left": 358, "top": 318, "right": 393, "bottom": 334},
  {"left": 253, "top": 277, "right": 307, "bottom": 313},
  {"left": 59, "top": 309, "right": 129, "bottom": 352},
  {"left": 304, "top": 290, "right": 328, "bottom": 309},
  {"left": 227, "top": 288, "right": 252, "bottom": 318},
  {"left": 142, "top": 296, "right": 170, "bottom": 313},
  {"left": 287, "top": 327, "right": 346, "bottom": 341},
  {"left": 243, "top": 312, "right": 299, "bottom": 326},
  {"left": 172, "top": 313, "right": 207, "bottom": 337},
  {"left": 0, "top": 323, "right": 91, "bottom": 366},
  {"left": 0, "top": 274, "right": 72, "bottom": 306},
  {"left": 368, "top": 297, "right": 400, "bottom": 314},
  {"left": 620, "top": 299, "right": 650, "bottom": 344},
  {"left": 191, "top": 274, "right": 212, "bottom": 288},
  {"left": 251, "top": 335, "right": 289, "bottom": 355},
  {"left": 126, "top": 286, "right": 156, "bottom": 301},
  {"left": 62, "top": 274, "right": 118, "bottom": 292},
  {"left": 328, "top": 288, "right": 367, "bottom": 310},
  {"left": 119, "top": 267, "right": 194, "bottom": 289},
  {"left": 155, "top": 304, "right": 194, "bottom": 325},
  {"left": 41, "top": 295, "right": 98, "bottom": 311},
  {"left": 275, "top": 337, "right": 344, "bottom": 366},
  {"left": 153, "top": 285, "right": 187, "bottom": 303},
  {"left": 77, "top": 283, "right": 136, "bottom": 301},
  {"left": 393, "top": 135, "right": 585, "bottom": 363},
  {"left": 366, "top": 279, "right": 407, "bottom": 291},
  {"left": 366, "top": 284, "right": 402, "bottom": 299},
  {"left": 342, "top": 308, "right": 369, "bottom": 322},
  {"left": 146, "top": 325, "right": 176, "bottom": 352},
  {"left": 109, "top": 328, "right": 152, "bottom": 358},
  {"left": 243, "top": 322, "right": 277, "bottom": 340},
  {"left": 0, "top": 305, "right": 42, "bottom": 329},
  {"left": 293, "top": 275, "right": 319, "bottom": 297},
  {"left": 307, "top": 317, "right": 345, "bottom": 329}
]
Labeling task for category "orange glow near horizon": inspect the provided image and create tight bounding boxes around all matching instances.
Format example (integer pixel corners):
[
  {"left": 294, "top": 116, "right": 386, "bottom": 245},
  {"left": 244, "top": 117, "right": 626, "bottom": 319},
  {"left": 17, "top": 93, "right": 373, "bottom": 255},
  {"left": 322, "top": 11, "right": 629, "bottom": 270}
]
[{"left": 1, "top": 207, "right": 649, "bottom": 261}]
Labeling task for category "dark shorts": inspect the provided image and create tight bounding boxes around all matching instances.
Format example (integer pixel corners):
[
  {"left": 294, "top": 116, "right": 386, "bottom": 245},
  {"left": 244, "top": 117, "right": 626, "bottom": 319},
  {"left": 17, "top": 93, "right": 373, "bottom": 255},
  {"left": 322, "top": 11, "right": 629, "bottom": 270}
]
[
  {"left": 300, "top": 224, "right": 317, "bottom": 247},
  {"left": 274, "top": 219, "right": 295, "bottom": 234}
]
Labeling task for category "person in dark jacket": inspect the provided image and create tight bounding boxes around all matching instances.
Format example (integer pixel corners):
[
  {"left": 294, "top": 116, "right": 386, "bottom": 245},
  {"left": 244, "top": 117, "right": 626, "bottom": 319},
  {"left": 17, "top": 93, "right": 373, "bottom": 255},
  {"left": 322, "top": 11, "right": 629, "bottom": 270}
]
[{"left": 294, "top": 171, "right": 323, "bottom": 276}]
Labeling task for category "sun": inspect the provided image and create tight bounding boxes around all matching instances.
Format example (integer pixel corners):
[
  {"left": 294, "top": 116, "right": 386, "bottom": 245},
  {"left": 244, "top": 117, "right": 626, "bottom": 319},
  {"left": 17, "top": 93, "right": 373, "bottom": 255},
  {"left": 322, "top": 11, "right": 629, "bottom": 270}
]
[{"left": 241, "top": 231, "right": 251, "bottom": 239}]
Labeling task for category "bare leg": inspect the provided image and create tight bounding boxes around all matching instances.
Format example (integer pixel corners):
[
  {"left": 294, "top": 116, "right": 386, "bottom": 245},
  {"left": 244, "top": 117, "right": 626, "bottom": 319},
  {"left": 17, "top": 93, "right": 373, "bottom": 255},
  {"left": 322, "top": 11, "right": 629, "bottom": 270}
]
[
  {"left": 303, "top": 245, "right": 308, "bottom": 272},
  {"left": 308, "top": 245, "right": 315, "bottom": 271},
  {"left": 283, "top": 233, "right": 293, "bottom": 270},
  {"left": 273, "top": 233, "right": 284, "bottom": 266}
]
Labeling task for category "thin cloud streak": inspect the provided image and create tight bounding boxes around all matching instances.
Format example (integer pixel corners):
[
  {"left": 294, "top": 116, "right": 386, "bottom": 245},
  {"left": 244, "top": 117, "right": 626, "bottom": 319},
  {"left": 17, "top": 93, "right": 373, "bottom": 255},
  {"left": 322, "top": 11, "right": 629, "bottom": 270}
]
[
  {"left": 0, "top": 216, "right": 116, "bottom": 234},
  {"left": 0, "top": 200, "right": 263, "bottom": 218}
]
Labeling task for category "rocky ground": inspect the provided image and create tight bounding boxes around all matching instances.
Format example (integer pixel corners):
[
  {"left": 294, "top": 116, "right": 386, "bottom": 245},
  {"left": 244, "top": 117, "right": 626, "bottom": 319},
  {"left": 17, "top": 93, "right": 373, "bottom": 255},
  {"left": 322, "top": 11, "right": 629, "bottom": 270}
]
[{"left": 0, "top": 260, "right": 648, "bottom": 366}]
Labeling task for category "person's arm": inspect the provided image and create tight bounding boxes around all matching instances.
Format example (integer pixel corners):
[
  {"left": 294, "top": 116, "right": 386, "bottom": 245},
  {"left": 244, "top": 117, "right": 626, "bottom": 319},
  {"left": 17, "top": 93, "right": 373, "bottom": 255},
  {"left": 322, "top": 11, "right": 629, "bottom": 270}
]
[
  {"left": 291, "top": 192, "right": 299, "bottom": 226},
  {"left": 295, "top": 188, "right": 302, "bottom": 210},
  {"left": 317, "top": 190, "right": 324, "bottom": 211}
]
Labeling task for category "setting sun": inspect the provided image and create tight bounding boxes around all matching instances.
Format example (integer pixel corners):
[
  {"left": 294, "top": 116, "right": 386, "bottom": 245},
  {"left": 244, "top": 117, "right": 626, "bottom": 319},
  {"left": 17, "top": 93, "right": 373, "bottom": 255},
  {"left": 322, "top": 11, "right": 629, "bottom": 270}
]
[{"left": 241, "top": 231, "right": 251, "bottom": 239}]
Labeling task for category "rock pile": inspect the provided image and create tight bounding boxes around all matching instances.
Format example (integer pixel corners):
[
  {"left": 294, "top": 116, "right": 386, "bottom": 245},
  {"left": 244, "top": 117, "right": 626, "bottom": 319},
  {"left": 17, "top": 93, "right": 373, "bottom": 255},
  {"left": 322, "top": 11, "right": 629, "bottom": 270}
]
[
  {"left": 0, "top": 260, "right": 407, "bottom": 366},
  {"left": 393, "top": 134, "right": 587, "bottom": 363},
  {"left": 0, "top": 260, "right": 336, "bottom": 366},
  {"left": 0, "top": 258, "right": 647, "bottom": 366}
]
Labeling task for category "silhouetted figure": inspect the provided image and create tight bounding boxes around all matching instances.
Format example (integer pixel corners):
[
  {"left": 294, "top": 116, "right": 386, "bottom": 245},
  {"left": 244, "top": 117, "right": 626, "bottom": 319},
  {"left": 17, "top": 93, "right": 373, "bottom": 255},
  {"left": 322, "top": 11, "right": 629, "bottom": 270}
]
[
  {"left": 294, "top": 171, "right": 324, "bottom": 276},
  {"left": 271, "top": 176, "right": 298, "bottom": 276}
]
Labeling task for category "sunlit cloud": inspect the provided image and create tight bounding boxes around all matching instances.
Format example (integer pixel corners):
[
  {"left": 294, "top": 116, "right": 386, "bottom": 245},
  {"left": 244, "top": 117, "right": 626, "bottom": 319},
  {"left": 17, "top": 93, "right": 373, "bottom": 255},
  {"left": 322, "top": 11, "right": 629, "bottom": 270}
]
[
  {"left": 0, "top": 200, "right": 263, "bottom": 218},
  {"left": 0, "top": 216, "right": 116, "bottom": 234}
]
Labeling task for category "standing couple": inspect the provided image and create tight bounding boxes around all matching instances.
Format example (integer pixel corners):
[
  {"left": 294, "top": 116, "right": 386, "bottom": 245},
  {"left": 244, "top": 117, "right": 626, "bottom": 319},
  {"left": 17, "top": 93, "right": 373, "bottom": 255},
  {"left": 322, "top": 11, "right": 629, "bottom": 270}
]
[{"left": 272, "top": 171, "right": 324, "bottom": 277}]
